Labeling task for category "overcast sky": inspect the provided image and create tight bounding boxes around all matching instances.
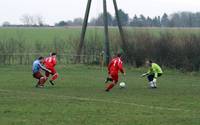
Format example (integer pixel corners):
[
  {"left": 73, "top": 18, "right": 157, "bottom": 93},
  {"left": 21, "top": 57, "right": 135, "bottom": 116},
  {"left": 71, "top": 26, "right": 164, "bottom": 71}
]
[{"left": 0, "top": 0, "right": 199, "bottom": 25}]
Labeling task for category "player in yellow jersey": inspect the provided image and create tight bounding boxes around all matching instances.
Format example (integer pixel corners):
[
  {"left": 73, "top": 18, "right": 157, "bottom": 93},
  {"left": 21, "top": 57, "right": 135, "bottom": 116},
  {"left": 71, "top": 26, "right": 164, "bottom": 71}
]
[{"left": 141, "top": 60, "right": 163, "bottom": 88}]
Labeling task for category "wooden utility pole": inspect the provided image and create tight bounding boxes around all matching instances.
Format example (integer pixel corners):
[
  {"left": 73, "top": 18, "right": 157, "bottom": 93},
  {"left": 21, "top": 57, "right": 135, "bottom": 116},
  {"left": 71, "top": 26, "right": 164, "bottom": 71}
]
[
  {"left": 113, "top": 0, "right": 127, "bottom": 50},
  {"left": 76, "top": 0, "right": 126, "bottom": 65},
  {"left": 103, "top": 0, "right": 110, "bottom": 65},
  {"left": 76, "top": 0, "right": 92, "bottom": 63}
]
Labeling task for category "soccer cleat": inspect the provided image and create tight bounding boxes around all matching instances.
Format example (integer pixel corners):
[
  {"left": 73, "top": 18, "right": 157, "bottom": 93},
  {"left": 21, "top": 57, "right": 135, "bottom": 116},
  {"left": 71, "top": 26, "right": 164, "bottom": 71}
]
[
  {"left": 49, "top": 80, "right": 55, "bottom": 86},
  {"left": 153, "top": 85, "right": 157, "bottom": 88},
  {"left": 153, "top": 85, "right": 157, "bottom": 89},
  {"left": 150, "top": 86, "right": 157, "bottom": 89},
  {"left": 35, "top": 84, "right": 44, "bottom": 88},
  {"left": 105, "top": 89, "right": 109, "bottom": 92}
]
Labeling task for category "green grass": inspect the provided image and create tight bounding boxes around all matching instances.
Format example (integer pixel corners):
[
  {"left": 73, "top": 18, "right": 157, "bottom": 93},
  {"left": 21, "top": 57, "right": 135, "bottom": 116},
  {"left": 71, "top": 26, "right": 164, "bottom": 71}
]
[
  {"left": 0, "top": 27, "right": 106, "bottom": 44},
  {"left": 0, "top": 27, "right": 105, "bottom": 54},
  {"left": 0, "top": 27, "right": 80, "bottom": 42},
  {"left": 1, "top": 27, "right": 200, "bottom": 44},
  {"left": 0, "top": 65, "right": 200, "bottom": 125}
]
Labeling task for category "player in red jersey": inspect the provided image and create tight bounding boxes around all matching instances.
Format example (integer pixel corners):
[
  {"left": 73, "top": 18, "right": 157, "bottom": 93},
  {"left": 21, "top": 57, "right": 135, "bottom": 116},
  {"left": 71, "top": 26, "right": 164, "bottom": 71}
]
[
  {"left": 105, "top": 53, "right": 125, "bottom": 92},
  {"left": 44, "top": 52, "right": 58, "bottom": 85}
]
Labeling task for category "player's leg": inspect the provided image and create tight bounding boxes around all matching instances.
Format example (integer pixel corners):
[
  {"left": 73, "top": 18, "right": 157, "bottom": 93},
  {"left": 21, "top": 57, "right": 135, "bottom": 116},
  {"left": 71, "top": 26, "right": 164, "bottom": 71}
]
[
  {"left": 49, "top": 73, "right": 58, "bottom": 85},
  {"left": 147, "top": 74, "right": 155, "bottom": 88},
  {"left": 105, "top": 74, "right": 118, "bottom": 92},
  {"left": 33, "top": 72, "right": 41, "bottom": 87},
  {"left": 153, "top": 73, "right": 162, "bottom": 88},
  {"left": 45, "top": 71, "right": 50, "bottom": 78},
  {"left": 38, "top": 76, "right": 48, "bottom": 87},
  {"left": 49, "top": 68, "right": 58, "bottom": 85},
  {"left": 33, "top": 72, "right": 47, "bottom": 87},
  {"left": 105, "top": 74, "right": 113, "bottom": 83},
  {"left": 51, "top": 73, "right": 58, "bottom": 81},
  {"left": 153, "top": 78, "right": 157, "bottom": 88},
  {"left": 45, "top": 67, "right": 54, "bottom": 85}
]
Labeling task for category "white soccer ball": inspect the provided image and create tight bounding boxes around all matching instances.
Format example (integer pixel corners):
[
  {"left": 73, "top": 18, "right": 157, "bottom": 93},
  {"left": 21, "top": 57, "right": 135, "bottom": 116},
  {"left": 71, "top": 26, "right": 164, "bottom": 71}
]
[{"left": 119, "top": 82, "right": 126, "bottom": 88}]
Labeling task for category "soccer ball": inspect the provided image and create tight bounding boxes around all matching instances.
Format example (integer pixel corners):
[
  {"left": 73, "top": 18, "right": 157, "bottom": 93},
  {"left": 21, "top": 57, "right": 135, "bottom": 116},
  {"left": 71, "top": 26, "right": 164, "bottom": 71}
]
[{"left": 119, "top": 82, "right": 126, "bottom": 88}]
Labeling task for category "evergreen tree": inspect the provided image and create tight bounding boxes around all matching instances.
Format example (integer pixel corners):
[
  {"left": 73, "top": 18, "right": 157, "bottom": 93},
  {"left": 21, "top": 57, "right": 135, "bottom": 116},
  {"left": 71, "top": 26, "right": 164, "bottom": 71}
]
[{"left": 161, "top": 13, "right": 170, "bottom": 27}]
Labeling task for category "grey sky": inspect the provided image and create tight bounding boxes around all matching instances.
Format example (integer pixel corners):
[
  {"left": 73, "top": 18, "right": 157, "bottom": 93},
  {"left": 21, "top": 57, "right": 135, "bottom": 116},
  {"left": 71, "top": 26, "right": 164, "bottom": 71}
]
[{"left": 0, "top": 0, "right": 199, "bottom": 25}]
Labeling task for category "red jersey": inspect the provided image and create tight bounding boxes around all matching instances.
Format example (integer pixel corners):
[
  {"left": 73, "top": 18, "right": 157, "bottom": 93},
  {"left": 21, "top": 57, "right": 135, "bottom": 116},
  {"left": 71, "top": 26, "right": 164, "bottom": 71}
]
[
  {"left": 44, "top": 56, "right": 57, "bottom": 68},
  {"left": 108, "top": 57, "right": 124, "bottom": 74}
]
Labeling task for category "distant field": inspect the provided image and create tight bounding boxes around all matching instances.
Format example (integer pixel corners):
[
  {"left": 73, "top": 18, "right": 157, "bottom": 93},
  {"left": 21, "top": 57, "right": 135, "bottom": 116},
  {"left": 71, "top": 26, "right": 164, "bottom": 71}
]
[
  {"left": 0, "top": 65, "right": 200, "bottom": 125},
  {"left": 0, "top": 27, "right": 105, "bottom": 44},
  {"left": 1, "top": 27, "right": 200, "bottom": 70},
  {"left": 1, "top": 27, "right": 200, "bottom": 43},
  {"left": 0, "top": 27, "right": 105, "bottom": 55},
  {"left": 0, "top": 27, "right": 81, "bottom": 43}
]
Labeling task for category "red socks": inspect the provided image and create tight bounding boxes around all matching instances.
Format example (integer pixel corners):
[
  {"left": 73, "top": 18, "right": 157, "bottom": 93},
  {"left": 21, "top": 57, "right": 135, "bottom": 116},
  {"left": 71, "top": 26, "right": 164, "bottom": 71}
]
[
  {"left": 106, "top": 83, "right": 115, "bottom": 91},
  {"left": 51, "top": 73, "right": 58, "bottom": 81},
  {"left": 39, "top": 77, "right": 47, "bottom": 85}
]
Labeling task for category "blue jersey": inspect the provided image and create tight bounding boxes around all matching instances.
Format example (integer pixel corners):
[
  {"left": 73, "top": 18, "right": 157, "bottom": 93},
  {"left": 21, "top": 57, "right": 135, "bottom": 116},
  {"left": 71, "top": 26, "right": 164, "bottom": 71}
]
[{"left": 32, "top": 60, "right": 46, "bottom": 73}]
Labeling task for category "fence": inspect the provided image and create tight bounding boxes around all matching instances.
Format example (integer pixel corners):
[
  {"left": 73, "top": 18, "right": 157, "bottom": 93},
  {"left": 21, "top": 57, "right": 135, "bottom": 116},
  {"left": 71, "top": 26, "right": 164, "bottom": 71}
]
[{"left": 0, "top": 53, "right": 102, "bottom": 65}]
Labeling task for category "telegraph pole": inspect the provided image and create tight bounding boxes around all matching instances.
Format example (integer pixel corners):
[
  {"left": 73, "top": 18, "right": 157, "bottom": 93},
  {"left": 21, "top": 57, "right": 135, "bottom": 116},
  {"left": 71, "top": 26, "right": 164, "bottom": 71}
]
[
  {"left": 113, "top": 0, "right": 127, "bottom": 50},
  {"left": 103, "top": 0, "right": 110, "bottom": 65},
  {"left": 76, "top": 0, "right": 126, "bottom": 65},
  {"left": 76, "top": 0, "right": 92, "bottom": 63}
]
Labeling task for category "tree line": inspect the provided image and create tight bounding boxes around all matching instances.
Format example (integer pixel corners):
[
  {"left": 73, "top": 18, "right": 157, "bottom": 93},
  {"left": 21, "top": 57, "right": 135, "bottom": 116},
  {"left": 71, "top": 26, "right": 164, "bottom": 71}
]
[
  {"left": 55, "top": 10, "right": 200, "bottom": 27},
  {"left": 2, "top": 14, "right": 51, "bottom": 27},
  {"left": 2, "top": 10, "right": 200, "bottom": 27}
]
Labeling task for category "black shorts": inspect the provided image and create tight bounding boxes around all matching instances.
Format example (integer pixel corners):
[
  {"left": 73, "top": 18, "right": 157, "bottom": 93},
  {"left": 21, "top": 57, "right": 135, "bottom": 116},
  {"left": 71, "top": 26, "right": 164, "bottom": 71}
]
[{"left": 147, "top": 73, "right": 162, "bottom": 82}]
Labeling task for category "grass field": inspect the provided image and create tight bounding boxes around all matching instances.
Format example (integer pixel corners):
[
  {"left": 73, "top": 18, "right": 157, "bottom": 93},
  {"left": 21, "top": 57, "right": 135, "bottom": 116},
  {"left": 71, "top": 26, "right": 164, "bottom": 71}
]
[{"left": 0, "top": 65, "right": 200, "bottom": 125}]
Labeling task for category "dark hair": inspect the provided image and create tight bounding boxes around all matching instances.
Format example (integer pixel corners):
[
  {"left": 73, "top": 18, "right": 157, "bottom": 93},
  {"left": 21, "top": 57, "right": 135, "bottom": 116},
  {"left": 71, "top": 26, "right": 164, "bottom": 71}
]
[
  {"left": 149, "top": 60, "right": 153, "bottom": 63},
  {"left": 38, "top": 56, "right": 44, "bottom": 60},
  {"left": 117, "top": 53, "right": 122, "bottom": 57},
  {"left": 51, "top": 52, "right": 57, "bottom": 56}
]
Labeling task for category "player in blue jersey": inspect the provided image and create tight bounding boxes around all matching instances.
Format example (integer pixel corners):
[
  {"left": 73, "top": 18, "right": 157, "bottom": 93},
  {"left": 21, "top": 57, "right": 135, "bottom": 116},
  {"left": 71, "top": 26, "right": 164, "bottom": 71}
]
[{"left": 32, "top": 56, "right": 51, "bottom": 88}]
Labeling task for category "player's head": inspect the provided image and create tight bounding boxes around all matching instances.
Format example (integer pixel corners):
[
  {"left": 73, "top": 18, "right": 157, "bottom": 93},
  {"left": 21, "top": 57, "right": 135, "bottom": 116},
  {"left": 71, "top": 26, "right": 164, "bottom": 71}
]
[
  {"left": 50, "top": 52, "right": 57, "bottom": 57},
  {"left": 116, "top": 53, "right": 122, "bottom": 58},
  {"left": 146, "top": 60, "right": 153, "bottom": 67},
  {"left": 38, "top": 56, "right": 44, "bottom": 63}
]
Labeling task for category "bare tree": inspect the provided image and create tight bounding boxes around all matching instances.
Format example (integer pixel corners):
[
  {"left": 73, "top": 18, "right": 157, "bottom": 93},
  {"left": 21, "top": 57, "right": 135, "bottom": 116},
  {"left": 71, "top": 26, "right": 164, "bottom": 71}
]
[
  {"left": 2, "top": 21, "right": 11, "bottom": 27},
  {"left": 35, "top": 15, "right": 44, "bottom": 26},
  {"left": 29, "top": 16, "right": 36, "bottom": 25},
  {"left": 20, "top": 14, "right": 44, "bottom": 26},
  {"left": 20, "top": 14, "right": 31, "bottom": 25}
]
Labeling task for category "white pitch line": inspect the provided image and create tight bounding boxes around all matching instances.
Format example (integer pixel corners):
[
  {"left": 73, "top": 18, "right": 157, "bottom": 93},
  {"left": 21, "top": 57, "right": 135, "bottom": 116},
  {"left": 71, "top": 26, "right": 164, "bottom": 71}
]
[
  {"left": 53, "top": 95, "right": 192, "bottom": 112},
  {"left": 0, "top": 89, "right": 192, "bottom": 112}
]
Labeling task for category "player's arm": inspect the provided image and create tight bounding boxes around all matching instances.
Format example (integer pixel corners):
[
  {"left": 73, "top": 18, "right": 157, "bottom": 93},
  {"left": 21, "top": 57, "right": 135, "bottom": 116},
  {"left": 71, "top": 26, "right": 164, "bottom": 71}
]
[
  {"left": 39, "top": 63, "right": 51, "bottom": 73},
  {"left": 141, "top": 73, "right": 148, "bottom": 77},
  {"left": 118, "top": 61, "right": 125, "bottom": 75},
  {"left": 107, "top": 61, "right": 113, "bottom": 74},
  {"left": 154, "top": 72, "right": 158, "bottom": 78},
  {"left": 141, "top": 68, "right": 152, "bottom": 77},
  {"left": 52, "top": 57, "right": 57, "bottom": 67},
  {"left": 153, "top": 67, "right": 158, "bottom": 78}
]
